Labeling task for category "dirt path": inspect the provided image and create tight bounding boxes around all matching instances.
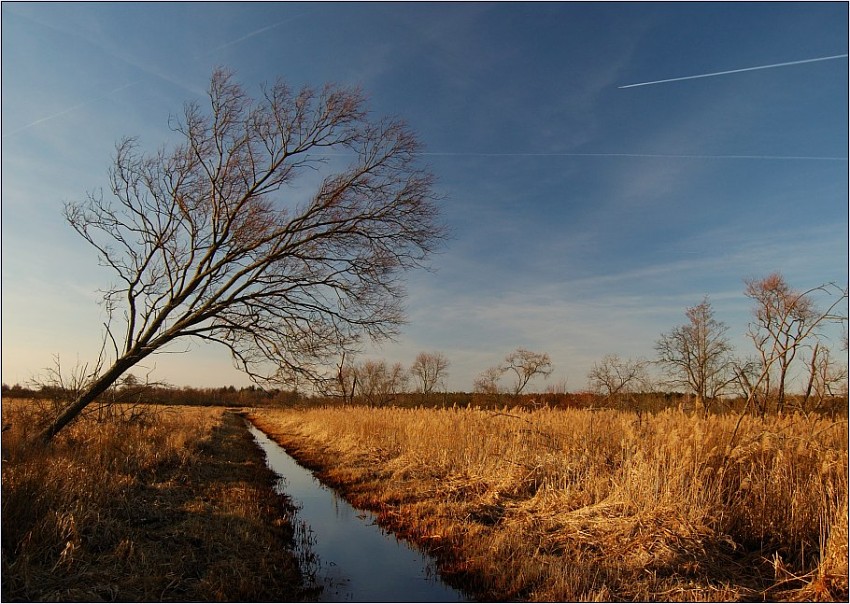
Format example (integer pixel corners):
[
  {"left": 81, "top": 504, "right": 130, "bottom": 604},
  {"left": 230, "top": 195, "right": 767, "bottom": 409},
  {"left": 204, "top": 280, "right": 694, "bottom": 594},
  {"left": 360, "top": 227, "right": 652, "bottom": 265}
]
[
  {"left": 2, "top": 408, "right": 312, "bottom": 602},
  {"left": 145, "top": 410, "right": 309, "bottom": 601}
]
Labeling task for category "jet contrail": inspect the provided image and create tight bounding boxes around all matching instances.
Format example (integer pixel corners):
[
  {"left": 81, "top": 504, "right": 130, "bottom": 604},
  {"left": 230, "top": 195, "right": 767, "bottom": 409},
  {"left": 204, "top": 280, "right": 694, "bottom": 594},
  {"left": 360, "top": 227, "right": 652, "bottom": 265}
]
[
  {"left": 204, "top": 17, "right": 301, "bottom": 55},
  {"left": 619, "top": 54, "right": 848, "bottom": 89},
  {"left": 2, "top": 82, "right": 138, "bottom": 139},
  {"left": 415, "top": 152, "right": 847, "bottom": 161}
]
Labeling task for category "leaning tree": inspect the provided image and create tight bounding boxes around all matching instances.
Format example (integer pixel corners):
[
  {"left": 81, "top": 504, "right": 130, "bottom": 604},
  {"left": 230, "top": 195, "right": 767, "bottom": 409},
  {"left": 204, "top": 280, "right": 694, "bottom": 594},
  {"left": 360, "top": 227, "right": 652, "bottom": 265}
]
[{"left": 38, "top": 68, "right": 443, "bottom": 442}]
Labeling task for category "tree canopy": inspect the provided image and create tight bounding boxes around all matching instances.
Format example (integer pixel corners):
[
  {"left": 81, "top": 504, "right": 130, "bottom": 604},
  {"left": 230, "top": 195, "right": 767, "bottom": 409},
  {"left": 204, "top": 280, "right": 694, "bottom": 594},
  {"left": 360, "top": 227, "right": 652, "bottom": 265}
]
[{"left": 39, "top": 68, "right": 444, "bottom": 442}]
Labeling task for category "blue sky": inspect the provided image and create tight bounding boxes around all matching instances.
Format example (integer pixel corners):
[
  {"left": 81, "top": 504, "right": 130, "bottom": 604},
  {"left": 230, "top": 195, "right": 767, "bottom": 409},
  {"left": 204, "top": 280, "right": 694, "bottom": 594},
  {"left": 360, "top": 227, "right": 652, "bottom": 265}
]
[{"left": 2, "top": 2, "right": 847, "bottom": 392}]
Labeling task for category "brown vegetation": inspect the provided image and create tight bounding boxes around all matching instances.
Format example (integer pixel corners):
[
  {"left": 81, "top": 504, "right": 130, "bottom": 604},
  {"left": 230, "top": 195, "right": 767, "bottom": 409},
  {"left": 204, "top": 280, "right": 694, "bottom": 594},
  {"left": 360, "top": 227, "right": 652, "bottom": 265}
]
[
  {"left": 1, "top": 400, "right": 308, "bottom": 601},
  {"left": 250, "top": 405, "right": 848, "bottom": 602}
]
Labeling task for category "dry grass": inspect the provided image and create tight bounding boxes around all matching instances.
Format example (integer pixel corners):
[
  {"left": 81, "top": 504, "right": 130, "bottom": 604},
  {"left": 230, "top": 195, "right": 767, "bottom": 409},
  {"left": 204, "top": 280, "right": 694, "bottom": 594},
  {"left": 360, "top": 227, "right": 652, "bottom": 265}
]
[
  {"left": 2, "top": 399, "right": 307, "bottom": 602},
  {"left": 250, "top": 405, "right": 849, "bottom": 602}
]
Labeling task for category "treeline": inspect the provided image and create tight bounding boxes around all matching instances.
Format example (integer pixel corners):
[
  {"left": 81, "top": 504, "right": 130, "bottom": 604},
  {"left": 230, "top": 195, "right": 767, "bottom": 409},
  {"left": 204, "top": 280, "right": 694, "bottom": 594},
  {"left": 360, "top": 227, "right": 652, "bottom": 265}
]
[
  {"left": 0, "top": 383, "right": 299, "bottom": 408},
  {"left": 4, "top": 381, "right": 845, "bottom": 417},
  {"left": 5, "top": 272, "right": 845, "bottom": 420}
]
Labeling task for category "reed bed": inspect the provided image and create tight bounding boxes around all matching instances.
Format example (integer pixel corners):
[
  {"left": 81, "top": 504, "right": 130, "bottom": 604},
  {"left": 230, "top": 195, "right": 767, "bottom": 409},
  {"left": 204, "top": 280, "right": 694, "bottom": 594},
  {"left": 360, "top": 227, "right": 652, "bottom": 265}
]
[
  {"left": 251, "top": 405, "right": 848, "bottom": 602},
  {"left": 2, "top": 400, "right": 306, "bottom": 601}
]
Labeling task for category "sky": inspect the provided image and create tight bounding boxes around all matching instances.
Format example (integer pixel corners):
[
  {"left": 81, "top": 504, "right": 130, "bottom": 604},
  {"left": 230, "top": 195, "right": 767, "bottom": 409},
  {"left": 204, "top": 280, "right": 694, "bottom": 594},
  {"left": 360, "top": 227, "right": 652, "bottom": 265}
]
[{"left": 2, "top": 2, "right": 848, "bottom": 393}]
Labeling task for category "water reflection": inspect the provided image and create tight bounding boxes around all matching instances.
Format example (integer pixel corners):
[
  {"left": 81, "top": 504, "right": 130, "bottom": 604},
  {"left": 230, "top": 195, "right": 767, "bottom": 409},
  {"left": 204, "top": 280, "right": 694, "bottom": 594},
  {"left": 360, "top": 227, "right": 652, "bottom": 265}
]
[{"left": 247, "top": 422, "right": 469, "bottom": 602}]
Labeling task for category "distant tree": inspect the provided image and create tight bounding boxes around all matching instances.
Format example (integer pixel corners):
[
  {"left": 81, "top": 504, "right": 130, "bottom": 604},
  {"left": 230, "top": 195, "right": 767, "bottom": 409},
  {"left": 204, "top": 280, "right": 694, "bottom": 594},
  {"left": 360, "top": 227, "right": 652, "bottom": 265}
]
[
  {"left": 655, "top": 297, "right": 735, "bottom": 413},
  {"left": 587, "top": 354, "right": 651, "bottom": 400},
  {"left": 743, "top": 273, "right": 848, "bottom": 413},
  {"left": 473, "top": 365, "right": 505, "bottom": 396},
  {"left": 801, "top": 343, "right": 848, "bottom": 413},
  {"left": 120, "top": 373, "right": 140, "bottom": 388},
  {"left": 332, "top": 350, "right": 358, "bottom": 405},
  {"left": 544, "top": 377, "right": 569, "bottom": 395},
  {"left": 36, "top": 68, "right": 443, "bottom": 443},
  {"left": 355, "top": 359, "right": 408, "bottom": 406},
  {"left": 473, "top": 348, "right": 553, "bottom": 397},
  {"left": 409, "top": 351, "right": 450, "bottom": 394},
  {"left": 503, "top": 348, "right": 553, "bottom": 395}
]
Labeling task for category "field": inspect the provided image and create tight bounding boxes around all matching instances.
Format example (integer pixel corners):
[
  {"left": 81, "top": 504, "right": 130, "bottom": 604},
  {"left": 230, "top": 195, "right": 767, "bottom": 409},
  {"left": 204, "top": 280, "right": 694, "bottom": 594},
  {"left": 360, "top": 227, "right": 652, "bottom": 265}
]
[
  {"left": 1, "top": 400, "right": 308, "bottom": 601},
  {"left": 3, "top": 398, "right": 846, "bottom": 602},
  {"left": 250, "top": 405, "right": 849, "bottom": 602}
]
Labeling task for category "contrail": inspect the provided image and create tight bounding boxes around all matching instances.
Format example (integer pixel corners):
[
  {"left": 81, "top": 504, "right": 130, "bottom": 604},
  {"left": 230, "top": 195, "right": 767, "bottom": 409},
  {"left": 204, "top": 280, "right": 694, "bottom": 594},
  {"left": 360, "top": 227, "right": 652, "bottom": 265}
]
[
  {"left": 619, "top": 54, "right": 848, "bottom": 89},
  {"left": 415, "top": 152, "right": 847, "bottom": 161},
  {"left": 2, "top": 82, "right": 138, "bottom": 139},
  {"left": 204, "top": 17, "right": 299, "bottom": 55}
]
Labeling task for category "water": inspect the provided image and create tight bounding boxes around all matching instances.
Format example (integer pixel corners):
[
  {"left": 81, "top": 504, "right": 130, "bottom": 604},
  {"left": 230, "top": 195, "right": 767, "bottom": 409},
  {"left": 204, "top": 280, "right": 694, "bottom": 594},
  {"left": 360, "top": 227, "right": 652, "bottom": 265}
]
[{"left": 247, "top": 422, "right": 469, "bottom": 602}]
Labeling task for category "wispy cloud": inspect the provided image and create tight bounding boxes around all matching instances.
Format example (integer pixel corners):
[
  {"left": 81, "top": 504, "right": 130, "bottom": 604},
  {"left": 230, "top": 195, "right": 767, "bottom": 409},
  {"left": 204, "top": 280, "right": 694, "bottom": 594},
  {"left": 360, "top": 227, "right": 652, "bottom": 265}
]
[
  {"left": 4, "top": 9, "right": 303, "bottom": 139},
  {"left": 393, "top": 218, "right": 847, "bottom": 391},
  {"left": 619, "top": 53, "right": 848, "bottom": 88},
  {"left": 2, "top": 9, "right": 203, "bottom": 136},
  {"left": 560, "top": 222, "right": 847, "bottom": 294},
  {"left": 2, "top": 82, "right": 137, "bottom": 139}
]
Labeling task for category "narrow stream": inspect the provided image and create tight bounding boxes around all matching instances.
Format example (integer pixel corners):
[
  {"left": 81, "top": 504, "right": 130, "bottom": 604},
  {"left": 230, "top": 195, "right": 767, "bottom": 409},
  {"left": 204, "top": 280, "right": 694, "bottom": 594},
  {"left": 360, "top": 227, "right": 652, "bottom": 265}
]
[{"left": 247, "top": 422, "right": 469, "bottom": 603}]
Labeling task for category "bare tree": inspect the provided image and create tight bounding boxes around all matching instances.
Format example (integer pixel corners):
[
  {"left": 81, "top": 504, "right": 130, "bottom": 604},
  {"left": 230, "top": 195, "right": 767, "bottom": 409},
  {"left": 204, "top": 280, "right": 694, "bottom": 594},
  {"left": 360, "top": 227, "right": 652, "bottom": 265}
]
[
  {"left": 473, "top": 366, "right": 505, "bottom": 396},
  {"left": 32, "top": 355, "right": 163, "bottom": 425},
  {"left": 801, "top": 343, "right": 848, "bottom": 413},
  {"left": 473, "top": 348, "right": 553, "bottom": 397},
  {"left": 355, "top": 359, "right": 408, "bottom": 406},
  {"left": 744, "top": 273, "right": 848, "bottom": 413},
  {"left": 409, "top": 351, "right": 450, "bottom": 394},
  {"left": 731, "top": 356, "right": 764, "bottom": 408},
  {"left": 33, "top": 354, "right": 102, "bottom": 413},
  {"left": 655, "top": 297, "right": 735, "bottom": 413},
  {"left": 37, "top": 68, "right": 443, "bottom": 442},
  {"left": 330, "top": 350, "right": 358, "bottom": 405},
  {"left": 587, "top": 354, "right": 651, "bottom": 401},
  {"left": 503, "top": 348, "right": 553, "bottom": 395}
]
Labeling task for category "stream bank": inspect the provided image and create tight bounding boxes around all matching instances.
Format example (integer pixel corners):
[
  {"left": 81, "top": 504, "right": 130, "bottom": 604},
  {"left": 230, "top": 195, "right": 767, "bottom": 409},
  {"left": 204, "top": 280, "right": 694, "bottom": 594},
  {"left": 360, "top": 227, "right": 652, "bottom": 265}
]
[{"left": 247, "top": 421, "right": 469, "bottom": 602}]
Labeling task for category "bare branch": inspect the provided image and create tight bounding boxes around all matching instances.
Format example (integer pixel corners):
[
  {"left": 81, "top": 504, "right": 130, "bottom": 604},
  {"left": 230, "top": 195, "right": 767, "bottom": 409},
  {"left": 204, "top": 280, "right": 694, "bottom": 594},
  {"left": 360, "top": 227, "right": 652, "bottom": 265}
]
[
  {"left": 743, "top": 273, "right": 848, "bottom": 413},
  {"left": 37, "top": 68, "right": 443, "bottom": 442},
  {"left": 655, "top": 296, "right": 735, "bottom": 413},
  {"left": 410, "top": 351, "right": 450, "bottom": 395}
]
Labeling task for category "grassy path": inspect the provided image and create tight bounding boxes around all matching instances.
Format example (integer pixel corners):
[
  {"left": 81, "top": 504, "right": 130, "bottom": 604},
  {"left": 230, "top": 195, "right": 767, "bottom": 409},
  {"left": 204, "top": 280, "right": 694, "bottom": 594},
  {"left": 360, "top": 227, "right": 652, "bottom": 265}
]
[{"left": 2, "top": 404, "right": 309, "bottom": 601}]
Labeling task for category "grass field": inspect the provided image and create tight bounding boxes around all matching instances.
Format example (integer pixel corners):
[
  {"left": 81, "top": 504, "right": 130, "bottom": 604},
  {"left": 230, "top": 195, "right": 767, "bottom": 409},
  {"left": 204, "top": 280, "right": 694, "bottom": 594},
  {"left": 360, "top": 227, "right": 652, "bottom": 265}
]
[
  {"left": 250, "top": 405, "right": 849, "bottom": 602},
  {"left": 1, "top": 400, "right": 308, "bottom": 602},
  {"left": 3, "top": 398, "right": 845, "bottom": 602}
]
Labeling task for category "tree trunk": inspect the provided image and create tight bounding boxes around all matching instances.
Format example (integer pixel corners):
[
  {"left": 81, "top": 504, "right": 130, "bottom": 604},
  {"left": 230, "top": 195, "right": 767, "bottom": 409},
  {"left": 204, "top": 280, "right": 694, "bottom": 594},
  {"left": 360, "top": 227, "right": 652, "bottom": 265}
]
[
  {"left": 36, "top": 354, "right": 141, "bottom": 444},
  {"left": 802, "top": 342, "right": 820, "bottom": 412},
  {"left": 776, "top": 374, "right": 786, "bottom": 414}
]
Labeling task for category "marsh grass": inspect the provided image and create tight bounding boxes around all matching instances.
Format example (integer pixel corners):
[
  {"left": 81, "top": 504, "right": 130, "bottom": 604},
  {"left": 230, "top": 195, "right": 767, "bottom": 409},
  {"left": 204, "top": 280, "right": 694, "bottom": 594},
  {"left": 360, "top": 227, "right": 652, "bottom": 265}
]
[
  {"left": 251, "top": 405, "right": 848, "bottom": 601},
  {"left": 2, "top": 399, "right": 306, "bottom": 601}
]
